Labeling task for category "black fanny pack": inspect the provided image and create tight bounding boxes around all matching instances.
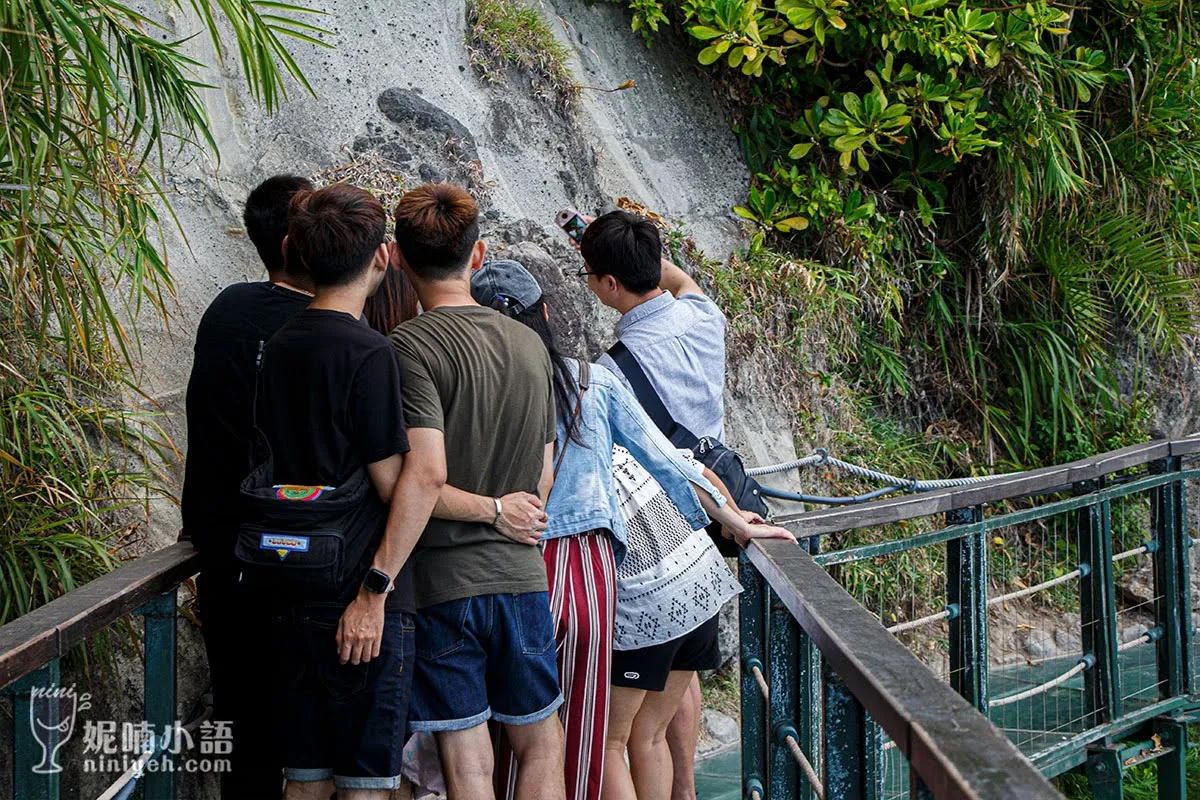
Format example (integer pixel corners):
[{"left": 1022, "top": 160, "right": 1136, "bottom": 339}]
[
  {"left": 234, "top": 454, "right": 384, "bottom": 598},
  {"left": 607, "top": 340, "right": 769, "bottom": 556}
]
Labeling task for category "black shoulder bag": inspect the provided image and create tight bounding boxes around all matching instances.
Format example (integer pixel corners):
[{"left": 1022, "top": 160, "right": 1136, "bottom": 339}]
[
  {"left": 607, "top": 341, "right": 769, "bottom": 556},
  {"left": 232, "top": 341, "right": 385, "bottom": 599}
]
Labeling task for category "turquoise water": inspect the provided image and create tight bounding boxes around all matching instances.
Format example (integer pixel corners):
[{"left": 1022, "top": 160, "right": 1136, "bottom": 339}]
[{"left": 695, "top": 748, "right": 741, "bottom": 799}]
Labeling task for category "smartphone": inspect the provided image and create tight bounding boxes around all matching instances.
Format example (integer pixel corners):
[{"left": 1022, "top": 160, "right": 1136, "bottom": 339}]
[{"left": 556, "top": 207, "right": 588, "bottom": 243}]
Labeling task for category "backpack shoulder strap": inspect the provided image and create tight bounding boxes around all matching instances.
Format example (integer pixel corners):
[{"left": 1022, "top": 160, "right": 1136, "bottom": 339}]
[{"left": 606, "top": 340, "right": 675, "bottom": 437}]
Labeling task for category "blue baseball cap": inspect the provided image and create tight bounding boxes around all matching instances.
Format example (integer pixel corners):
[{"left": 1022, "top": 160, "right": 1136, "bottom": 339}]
[{"left": 471, "top": 259, "right": 543, "bottom": 316}]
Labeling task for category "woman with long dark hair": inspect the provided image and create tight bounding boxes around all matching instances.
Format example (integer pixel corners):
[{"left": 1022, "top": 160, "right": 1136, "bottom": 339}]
[{"left": 363, "top": 250, "right": 420, "bottom": 335}]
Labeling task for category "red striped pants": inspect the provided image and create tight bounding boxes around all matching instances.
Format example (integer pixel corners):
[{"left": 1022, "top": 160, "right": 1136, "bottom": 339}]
[{"left": 495, "top": 531, "right": 616, "bottom": 800}]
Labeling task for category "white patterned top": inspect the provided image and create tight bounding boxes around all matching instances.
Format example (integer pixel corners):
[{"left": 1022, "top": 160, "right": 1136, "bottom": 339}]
[{"left": 611, "top": 445, "right": 742, "bottom": 650}]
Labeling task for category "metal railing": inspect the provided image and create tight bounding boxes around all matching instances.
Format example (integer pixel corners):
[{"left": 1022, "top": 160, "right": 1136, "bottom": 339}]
[
  {"left": 741, "top": 438, "right": 1199, "bottom": 799},
  {"left": 0, "top": 542, "right": 200, "bottom": 800}
]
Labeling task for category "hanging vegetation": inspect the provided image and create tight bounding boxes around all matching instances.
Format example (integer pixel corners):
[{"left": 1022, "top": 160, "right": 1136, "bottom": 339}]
[
  {"left": 608, "top": 0, "right": 1199, "bottom": 467},
  {"left": 0, "top": 0, "right": 319, "bottom": 622}
]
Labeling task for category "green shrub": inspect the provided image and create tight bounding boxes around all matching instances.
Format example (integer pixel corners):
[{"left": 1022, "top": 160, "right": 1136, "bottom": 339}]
[{"left": 612, "top": 0, "right": 1198, "bottom": 467}]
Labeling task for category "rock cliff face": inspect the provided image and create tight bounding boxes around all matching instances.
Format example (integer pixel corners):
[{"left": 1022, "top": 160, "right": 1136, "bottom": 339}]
[{"left": 137, "top": 0, "right": 806, "bottom": 556}]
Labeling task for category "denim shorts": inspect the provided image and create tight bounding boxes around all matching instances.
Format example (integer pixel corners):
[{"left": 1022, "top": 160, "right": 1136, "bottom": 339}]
[
  {"left": 410, "top": 592, "right": 563, "bottom": 731},
  {"left": 269, "top": 605, "right": 414, "bottom": 790}
]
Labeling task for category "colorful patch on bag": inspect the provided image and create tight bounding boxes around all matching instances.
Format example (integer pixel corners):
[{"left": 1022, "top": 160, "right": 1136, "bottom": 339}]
[
  {"left": 259, "top": 533, "right": 310, "bottom": 561},
  {"left": 273, "top": 484, "right": 333, "bottom": 501}
]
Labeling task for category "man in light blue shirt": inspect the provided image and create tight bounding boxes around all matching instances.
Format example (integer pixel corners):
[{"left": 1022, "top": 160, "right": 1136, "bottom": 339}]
[
  {"left": 584, "top": 212, "right": 728, "bottom": 444},
  {"left": 578, "top": 210, "right": 728, "bottom": 800}
]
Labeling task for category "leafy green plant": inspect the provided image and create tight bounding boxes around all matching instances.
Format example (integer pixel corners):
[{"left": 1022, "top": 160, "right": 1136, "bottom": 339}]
[
  {"left": 0, "top": 0, "right": 319, "bottom": 618},
  {"left": 466, "top": 0, "right": 579, "bottom": 107},
  {"left": 607, "top": 0, "right": 1197, "bottom": 468}
]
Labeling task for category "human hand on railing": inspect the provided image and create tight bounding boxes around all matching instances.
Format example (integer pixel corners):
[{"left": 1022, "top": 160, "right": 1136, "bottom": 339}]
[
  {"left": 736, "top": 509, "right": 767, "bottom": 525},
  {"left": 732, "top": 522, "right": 796, "bottom": 548},
  {"left": 494, "top": 492, "right": 548, "bottom": 546}
]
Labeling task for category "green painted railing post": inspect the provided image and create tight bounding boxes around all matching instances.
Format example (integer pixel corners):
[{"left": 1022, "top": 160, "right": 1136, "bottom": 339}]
[
  {"left": 1181, "top": 468, "right": 1195, "bottom": 696},
  {"left": 1153, "top": 716, "right": 1188, "bottom": 800},
  {"left": 4, "top": 660, "right": 61, "bottom": 800},
  {"left": 1083, "top": 745, "right": 1123, "bottom": 800},
  {"left": 797, "top": 537, "right": 821, "bottom": 800},
  {"left": 768, "top": 598, "right": 798, "bottom": 799},
  {"left": 137, "top": 589, "right": 177, "bottom": 800},
  {"left": 946, "top": 505, "right": 987, "bottom": 711},
  {"left": 1079, "top": 481, "right": 1121, "bottom": 725},
  {"left": 822, "top": 665, "right": 879, "bottom": 800},
  {"left": 1151, "top": 458, "right": 1187, "bottom": 699},
  {"left": 740, "top": 551, "right": 768, "bottom": 799}
]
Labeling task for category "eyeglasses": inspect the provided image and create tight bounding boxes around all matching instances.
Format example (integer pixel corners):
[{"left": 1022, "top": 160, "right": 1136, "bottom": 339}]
[{"left": 562, "top": 267, "right": 598, "bottom": 279}]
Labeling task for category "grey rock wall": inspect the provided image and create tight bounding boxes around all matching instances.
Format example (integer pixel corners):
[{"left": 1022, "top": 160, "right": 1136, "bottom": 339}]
[{"left": 136, "top": 0, "right": 799, "bottom": 555}]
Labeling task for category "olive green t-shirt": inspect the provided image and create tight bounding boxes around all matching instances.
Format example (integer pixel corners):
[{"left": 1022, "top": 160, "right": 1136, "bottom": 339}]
[{"left": 390, "top": 305, "right": 557, "bottom": 608}]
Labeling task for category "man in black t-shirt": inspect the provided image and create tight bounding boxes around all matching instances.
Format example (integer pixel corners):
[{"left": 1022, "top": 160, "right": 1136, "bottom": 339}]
[
  {"left": 181, "top": 174, "right": 312, "bottom": 799},
  {"left": 258, "top": 184, "right": 422, "bottom": 799}
]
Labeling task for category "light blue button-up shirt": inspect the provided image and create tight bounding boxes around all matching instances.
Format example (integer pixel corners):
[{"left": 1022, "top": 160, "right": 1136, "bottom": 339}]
[{"left": 597, "top": 291, "right": 727, "bottom": 442}]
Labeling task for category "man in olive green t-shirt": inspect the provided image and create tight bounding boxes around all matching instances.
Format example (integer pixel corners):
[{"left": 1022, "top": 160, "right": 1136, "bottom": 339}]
[{"left": 388, "top": 183, "right": 566, "bottom": 800}]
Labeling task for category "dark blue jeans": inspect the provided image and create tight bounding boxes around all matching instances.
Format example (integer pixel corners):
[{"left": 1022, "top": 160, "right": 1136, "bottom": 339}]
[
  {"left": 270, "top": 605, "right": 414, "bottom": 790},
  {"left": 409, "top": 592, "right": 563, "bottom": 731}
]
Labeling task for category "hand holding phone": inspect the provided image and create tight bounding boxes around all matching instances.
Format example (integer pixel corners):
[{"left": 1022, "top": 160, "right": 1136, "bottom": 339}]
[{"left": 556, "top": 207, "right": 588, "bottom": 244}]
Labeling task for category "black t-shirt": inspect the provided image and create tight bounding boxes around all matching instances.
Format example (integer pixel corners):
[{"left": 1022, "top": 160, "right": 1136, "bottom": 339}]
[
  {"left": 260, "top": 309, "right": 414, "bottom": 611},
  {"left": 181, "top": 282, "right": 310, "bottom": 567}
]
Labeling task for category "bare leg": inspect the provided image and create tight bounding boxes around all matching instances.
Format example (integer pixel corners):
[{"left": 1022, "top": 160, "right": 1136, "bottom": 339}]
[
  {"left": 629, "top": 673, "right": 696, "bottom": 800},
  {"left": 505, "top": 714, "right": 567, "bottom": 800},
  {"left": 283, "top": 780, "right": 335, "bottom": 800},
  {"left": 602, "top": 686, "right": 646, "bottom": 800},
  {"left": 339, "top": 790, "right": 391, "bottom": 800},
  {"left": 665, "top": 674, "right": 701, "bottom": 800},
  {"left": 437, "top": 724, "right": 497, "bottom": 800}
]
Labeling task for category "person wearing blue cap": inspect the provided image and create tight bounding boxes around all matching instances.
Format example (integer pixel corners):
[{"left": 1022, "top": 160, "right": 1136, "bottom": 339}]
[{"left": 460, "top": 257, "right": 794, "bottom": 800}]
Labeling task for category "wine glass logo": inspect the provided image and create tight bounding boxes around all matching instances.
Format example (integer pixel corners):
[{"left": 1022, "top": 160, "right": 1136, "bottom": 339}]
[{"left": 29, "top": 685, "right": 84, "bottom": 774}]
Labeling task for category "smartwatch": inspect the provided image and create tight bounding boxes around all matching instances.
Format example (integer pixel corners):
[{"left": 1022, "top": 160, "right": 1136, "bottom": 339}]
[{"left": 363, "top": 568, "right": 394, "bottom": 595}]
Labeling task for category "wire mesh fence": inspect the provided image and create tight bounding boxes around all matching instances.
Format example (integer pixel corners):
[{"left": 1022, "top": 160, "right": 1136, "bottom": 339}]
[
  {"left": 986, "top": 509, "right": 1091, "bottom": 758},
  {"left": 742, "top": 442, "right": 1199, "bottom": 797}
]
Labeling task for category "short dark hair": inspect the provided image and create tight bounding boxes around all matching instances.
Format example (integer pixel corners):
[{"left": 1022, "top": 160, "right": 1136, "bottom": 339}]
[
  {"left": 287, "top": 184, "right": 386, "bottom": 288},
  {"left": 243, "top": 174, "right": 313, "bottom": 274},
  {"left": 579, "top": 210, "right": 661, "bottom": 294},
  {"left": 392, "top": 184, "right": 480, "bottom": 281}
]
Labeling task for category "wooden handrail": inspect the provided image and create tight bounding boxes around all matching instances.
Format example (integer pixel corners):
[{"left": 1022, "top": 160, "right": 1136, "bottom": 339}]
[
  {"left": 774, "top": 437, "right": 1198, "bottom": 538},
  {"left": 747, "top": 538, "right": 1060, "bottom": 799},
  {"left": 0, "top": 542, "right": 200, "bottom": 689}
]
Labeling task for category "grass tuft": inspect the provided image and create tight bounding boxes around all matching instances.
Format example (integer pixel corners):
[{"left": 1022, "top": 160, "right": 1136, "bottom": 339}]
[{"left": 466, "top": 0, "right": 580, "bottom": 110}]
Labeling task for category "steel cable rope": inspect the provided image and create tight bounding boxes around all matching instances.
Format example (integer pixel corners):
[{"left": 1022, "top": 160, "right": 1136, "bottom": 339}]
[
  {"left": 746, "top": 448, "right": 1021, "bottom": 491},
  {"left": 885, "top": 544, "right": 1153, "bottom": 633}
]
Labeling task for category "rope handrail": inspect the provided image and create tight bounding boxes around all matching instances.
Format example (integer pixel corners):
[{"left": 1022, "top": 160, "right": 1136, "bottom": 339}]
[
  {"left": 885, "top": 544, "right": 1154, "bottom": 632},
  {"left": 784, "top": 733, "right": 826, "bottom": 800},
  {"left": 989, "top": 656, "right": 1093, "bottom": 708},
  {"left": 746, "top": 447, "right": 1022, "bottom": 490}
]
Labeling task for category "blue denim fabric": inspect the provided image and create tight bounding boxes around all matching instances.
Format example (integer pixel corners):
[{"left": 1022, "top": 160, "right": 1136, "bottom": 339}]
[
  {"left": 409, "top": 592, "right": 563, "bottom": 731},
  {"left": 543, "top": 361, "right": 724, "bottom": 565},
  {"left": 270, "top": 606, "right": 413, "bottom": 790},
  {"left": 595, "top": 291, "right": 727, "bottom": 442}
]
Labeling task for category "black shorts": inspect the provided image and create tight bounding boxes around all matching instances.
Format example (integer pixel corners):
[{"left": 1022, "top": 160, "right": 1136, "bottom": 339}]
[{"left": 611, "top": 614, "right": 722, "bottom": 692}]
